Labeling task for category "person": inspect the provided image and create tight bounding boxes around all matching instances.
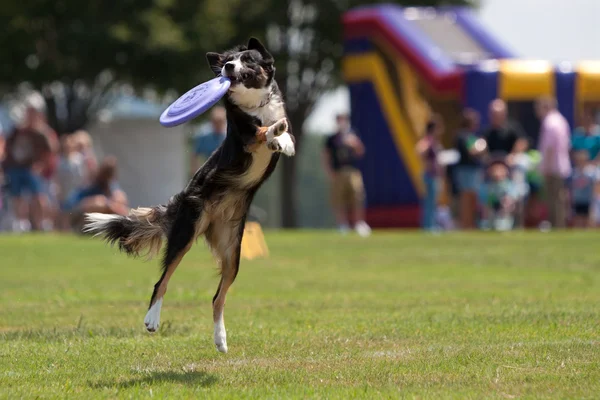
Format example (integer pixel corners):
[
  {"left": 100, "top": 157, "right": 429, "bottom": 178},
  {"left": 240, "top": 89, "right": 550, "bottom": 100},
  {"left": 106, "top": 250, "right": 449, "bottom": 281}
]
[
  {"left": 323, "top": 113, "right": 371, "bottom": 237},
  {"left": 482, "top": 158, "right": 518, "bottom": 231},
  {"left": 2, "top": 101, "right": 57, "bottom": 232},
  {"left": 40, "top": 127, "right": 60, "bottom": 232},
  {"left": 453, "top": 108, "right": 486, "bottom": 229},
  {"left": 0, "top": 122, "right": 5, "bottom": 220},
  {"left": 481, "top": 99, "right": 529, "bottom": 162},
  {"left": 568, "top": 149, "right": 598, "bottom": 228},
  {"left": 63, "top": 155, "right": 129, "bottom": 230},
  {"left": 571, "top": 107, "right": 600, "bottom": 164},
  {"left": 416, "top": 115, "right": 444, "bottom": 231},
  {"left": 191, "top": 106, "right": 227, "bottom": 174},
  {"left": 73, "top": 130, "right": 98, "bottom": 185},
  {"left": 0, "top": 121, "right": 5, "bottom": 162},
  {"left": 56, "top": 134, "right": 86, "bottom": 231},
  {"left": 593, "top": 174, "right": 600, "bottom": 228},
  {"left": 536, "top": 96, "right": 572, "bottom": 229}
]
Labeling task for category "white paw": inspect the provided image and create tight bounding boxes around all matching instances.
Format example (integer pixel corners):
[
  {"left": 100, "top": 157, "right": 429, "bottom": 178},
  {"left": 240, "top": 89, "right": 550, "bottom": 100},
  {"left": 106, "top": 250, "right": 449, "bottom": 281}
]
[
  {"left": 215, "top": 340, "right": 228, "bottom": 354},
  {"left": 214, "top": 321, "right": 228, "bottom": 353},
  {"left": 268, "top": 132, "right": 295, "bottom": 156},
  {"left": 266, "top": 118, "right": 288, "bottom": 141},
  {"left": 144, "top": 298, "right": 162, "bottom": 332}
]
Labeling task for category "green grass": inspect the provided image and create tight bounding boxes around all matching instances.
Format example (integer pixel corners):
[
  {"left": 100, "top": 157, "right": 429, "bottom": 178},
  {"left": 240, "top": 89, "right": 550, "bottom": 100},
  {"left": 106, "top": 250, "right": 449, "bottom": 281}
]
[{"left": 1, "top": 231, "right": 599, "bottom": 399}]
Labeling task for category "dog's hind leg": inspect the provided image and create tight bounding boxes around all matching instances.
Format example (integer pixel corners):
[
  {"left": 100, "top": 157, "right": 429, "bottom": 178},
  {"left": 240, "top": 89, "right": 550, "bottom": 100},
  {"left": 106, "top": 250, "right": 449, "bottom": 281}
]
[
  {"left": 144, "top": 200, "right": 206, "bottom": 332},
  {"left": 206, "top": 220, "right": 245, "bottom": 353}
]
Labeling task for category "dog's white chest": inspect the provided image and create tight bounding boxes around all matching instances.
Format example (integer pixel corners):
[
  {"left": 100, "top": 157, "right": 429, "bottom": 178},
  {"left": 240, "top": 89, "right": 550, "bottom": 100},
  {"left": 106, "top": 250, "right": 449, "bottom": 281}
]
[
  {"left": 229, "top": 86, "right": 286, "bottom": 126},
  {"left": 228, "top": 87, "right": 288, "bottom": 187},
  {"left": 245, "top": 100, "right": 286, "bottom": 126}
]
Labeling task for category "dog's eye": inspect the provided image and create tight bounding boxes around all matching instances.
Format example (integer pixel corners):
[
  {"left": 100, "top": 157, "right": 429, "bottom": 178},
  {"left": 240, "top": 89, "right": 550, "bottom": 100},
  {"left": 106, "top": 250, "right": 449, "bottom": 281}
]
[{"left": 241, "top": 72, "right": 250, "bottom": 80}]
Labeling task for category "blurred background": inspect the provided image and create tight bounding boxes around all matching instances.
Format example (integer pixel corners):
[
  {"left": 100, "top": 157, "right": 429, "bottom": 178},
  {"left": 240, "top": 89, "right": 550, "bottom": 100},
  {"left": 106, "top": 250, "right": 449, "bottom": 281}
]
[{"left": 1, "top": 0, "right": 600, "bottom": 233}]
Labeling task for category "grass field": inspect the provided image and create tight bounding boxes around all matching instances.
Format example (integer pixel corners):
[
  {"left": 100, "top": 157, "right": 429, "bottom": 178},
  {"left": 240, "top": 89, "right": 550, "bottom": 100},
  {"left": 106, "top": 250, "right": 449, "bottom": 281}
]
[{"left": 1, "top": 231, "right": 599, "bottom": 399}]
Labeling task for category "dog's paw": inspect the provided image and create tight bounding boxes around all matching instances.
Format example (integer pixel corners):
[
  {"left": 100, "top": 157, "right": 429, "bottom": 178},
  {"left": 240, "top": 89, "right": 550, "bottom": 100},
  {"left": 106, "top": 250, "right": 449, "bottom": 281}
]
[
  {"left": 273, "top": 118, "right": 288, "bottom": 137},
  {"left": 267, "top": 139, "right": 282, "bottom": 152},
  {"left": 215, "top": 339, "right": 228, "bottom": 354},
  {"left": 266, "top": 118, "right": 288, "bottom": 141},
  {"left": 272, "top": 132, "right": 295, "bottom": 156},
  {"left": 144, "top": 298, "right": 162, "bottom": 333},
  {"left": 214, "top": 322, "right": 228, "bottom": 353}
]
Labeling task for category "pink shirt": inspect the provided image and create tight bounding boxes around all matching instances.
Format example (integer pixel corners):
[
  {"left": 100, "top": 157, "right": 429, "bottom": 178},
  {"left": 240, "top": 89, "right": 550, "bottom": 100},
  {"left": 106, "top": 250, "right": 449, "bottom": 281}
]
[{"left": 539, "top": 110, "right": 572, "bottom": 178}]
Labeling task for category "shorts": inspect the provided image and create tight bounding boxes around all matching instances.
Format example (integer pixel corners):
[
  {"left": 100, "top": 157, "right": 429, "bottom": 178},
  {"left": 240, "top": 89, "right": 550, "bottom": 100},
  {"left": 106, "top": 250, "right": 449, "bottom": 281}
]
[
  {"left": 573, "top": 203, "right": 590, "bottom": 216},
  {"left": 453, "top": 166, "right": 483, "bottom": 192},
  {"left": 4, "top": 167, "right": 44, "bottom": 197},
  {"left": 330, "top": 167, "right": 365, "bottom": 210}
]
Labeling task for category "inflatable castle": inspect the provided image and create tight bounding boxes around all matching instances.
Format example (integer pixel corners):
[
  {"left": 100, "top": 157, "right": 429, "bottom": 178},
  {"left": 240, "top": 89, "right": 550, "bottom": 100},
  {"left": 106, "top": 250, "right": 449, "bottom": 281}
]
[{"left": 342, "top": 5, "right": 600, "bottom": 228}]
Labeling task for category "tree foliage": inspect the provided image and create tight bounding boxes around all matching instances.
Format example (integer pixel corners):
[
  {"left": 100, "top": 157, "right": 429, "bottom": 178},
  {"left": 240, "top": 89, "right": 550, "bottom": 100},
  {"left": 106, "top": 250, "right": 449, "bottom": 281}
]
[{"left": 1, "top": 0, "right": 473, "bottom": 226}]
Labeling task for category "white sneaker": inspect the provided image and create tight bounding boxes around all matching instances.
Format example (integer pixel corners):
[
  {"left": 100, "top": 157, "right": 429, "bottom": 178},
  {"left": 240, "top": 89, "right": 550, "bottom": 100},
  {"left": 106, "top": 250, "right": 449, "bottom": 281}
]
[
  {"left": 355, "top": 220, "right": 372, "bottom": 237},
  {"left": 12, "top": 219, "right": 31, "bottom": 233},
  {"left": 539, "top": 220, "right": 552, "bottom": 232}
]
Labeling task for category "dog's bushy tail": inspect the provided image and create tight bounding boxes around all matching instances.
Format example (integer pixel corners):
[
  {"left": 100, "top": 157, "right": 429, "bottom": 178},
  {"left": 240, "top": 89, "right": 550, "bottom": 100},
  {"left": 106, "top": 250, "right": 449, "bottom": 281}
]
[{"left": 83, "top": 206, "right": 169, "bottom": 259}]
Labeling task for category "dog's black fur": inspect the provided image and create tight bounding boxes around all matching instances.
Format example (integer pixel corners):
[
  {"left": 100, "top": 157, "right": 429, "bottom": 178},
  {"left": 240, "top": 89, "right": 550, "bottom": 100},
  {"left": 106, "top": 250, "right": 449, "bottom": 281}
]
[{"left": 83, "top": 38, "right": 294, "bottom": 353}]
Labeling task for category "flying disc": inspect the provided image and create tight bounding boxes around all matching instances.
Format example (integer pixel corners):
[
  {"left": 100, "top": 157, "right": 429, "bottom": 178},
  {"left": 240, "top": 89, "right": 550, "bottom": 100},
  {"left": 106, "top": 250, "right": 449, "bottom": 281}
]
[{"left": 159, "top": 76, "right": 231, "bottom": 127}]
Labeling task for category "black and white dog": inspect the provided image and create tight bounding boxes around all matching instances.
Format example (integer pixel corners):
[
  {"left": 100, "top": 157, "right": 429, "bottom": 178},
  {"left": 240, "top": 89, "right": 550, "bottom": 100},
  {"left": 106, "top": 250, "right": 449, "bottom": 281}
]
[{"left": 83, "top": 38, "right": 295, "bottom": 353}]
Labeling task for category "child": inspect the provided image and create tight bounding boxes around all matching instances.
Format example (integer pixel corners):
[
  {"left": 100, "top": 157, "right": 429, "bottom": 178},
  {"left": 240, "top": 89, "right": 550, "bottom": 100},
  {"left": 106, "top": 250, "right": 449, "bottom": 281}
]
[
  {"left": 63, "top": 155, "right": 129, "bottom": 232},
  {"left": 73, "top": 130, "right": 98, "bottom": 185},
  {"left": 0, "top": 128, "right": 5, "bottom": 228},
  {"left": 482, "top": 158, "right": 517, "bottom": 231},
  {"left": 56, "top": 134, "right": 86, "bottom": 231},
  {"left": 416, "top": 115, "right": 444, "bottom": 231},
  {"left": 568, "top": 149, "right": 598, "bottom": 228}
]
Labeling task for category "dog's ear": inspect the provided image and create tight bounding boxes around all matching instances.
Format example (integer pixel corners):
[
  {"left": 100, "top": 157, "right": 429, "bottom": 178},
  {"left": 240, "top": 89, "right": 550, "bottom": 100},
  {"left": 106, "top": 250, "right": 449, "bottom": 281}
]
[
  {"left": 206, "top": 52, "right": 223, "bottom": 75},
  {"left": 247, "top": 37, "right": 273, "bottom": 64}
]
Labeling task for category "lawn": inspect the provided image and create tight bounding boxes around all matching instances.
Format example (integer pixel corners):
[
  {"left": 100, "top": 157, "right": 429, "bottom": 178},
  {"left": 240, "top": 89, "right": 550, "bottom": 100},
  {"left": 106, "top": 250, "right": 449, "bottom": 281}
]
[{"left": 1, "top": 230, "right": 599, "bottom": 399}]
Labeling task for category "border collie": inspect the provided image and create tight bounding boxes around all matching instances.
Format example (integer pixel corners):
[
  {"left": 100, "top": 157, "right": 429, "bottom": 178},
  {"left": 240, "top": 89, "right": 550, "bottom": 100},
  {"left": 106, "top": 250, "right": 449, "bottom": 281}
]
[{"left": 83, "top": 38, "right": 295, "bottom": 353}]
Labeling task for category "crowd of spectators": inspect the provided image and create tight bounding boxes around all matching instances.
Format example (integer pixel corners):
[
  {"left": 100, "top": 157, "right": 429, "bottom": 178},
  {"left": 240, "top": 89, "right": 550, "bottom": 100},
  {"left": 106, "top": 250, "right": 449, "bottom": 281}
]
[
  {"left": 0, "top": 93, "right": 129, "bottom": 233},
  {"left": 2, "top": 91, "right": 598, "bottom": 234},
  {"left": 418, "top": 96, "right": 600, "bottom": 231}
]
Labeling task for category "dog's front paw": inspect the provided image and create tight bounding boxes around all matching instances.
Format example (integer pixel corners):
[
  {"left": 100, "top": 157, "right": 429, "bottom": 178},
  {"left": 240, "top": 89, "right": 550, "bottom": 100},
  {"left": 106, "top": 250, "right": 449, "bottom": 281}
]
[
  {"left": 273, "top": 118, "right": 288, "bottom": 137},
  {"left": 266, "top": 118, "right": 288, "bottom": 142},
  {"left": 267, "top": 139, "right": 282, "bottom": 152},
  {"left": 268, "top": 132, "right": 295, "bottom": 156}
]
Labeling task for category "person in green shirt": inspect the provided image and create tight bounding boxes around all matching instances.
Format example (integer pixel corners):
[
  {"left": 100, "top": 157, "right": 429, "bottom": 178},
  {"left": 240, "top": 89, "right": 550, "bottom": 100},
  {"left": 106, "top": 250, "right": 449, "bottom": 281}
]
[{"left": 571, "top": 108, "right": 600, "bottom": 163}]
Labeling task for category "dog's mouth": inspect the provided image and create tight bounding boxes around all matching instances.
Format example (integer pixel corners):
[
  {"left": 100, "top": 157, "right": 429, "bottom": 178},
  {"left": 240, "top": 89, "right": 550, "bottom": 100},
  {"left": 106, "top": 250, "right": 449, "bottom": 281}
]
[{"left": 224, "top": 72, "right": 252, "bottom": 85}]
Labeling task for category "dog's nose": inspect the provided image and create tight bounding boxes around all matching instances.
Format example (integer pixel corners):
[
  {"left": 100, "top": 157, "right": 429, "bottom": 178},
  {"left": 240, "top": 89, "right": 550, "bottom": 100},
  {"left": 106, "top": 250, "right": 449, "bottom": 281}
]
[{"left": 224, "top": 63, "right": 235, "bottom": 72}]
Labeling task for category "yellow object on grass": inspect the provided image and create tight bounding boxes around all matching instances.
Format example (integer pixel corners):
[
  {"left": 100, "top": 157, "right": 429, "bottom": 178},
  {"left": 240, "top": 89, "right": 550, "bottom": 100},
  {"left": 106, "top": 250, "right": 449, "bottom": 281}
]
[{"left": 240, "top": 222, "right": 269, "bottom": 260}]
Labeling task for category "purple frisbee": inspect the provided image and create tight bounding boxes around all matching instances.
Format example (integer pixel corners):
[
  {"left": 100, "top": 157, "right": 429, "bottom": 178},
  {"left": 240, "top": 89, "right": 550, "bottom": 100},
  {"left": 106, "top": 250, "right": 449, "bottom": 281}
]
[{"left": 159, "top": 76, "right": 231, "bottom": 127}]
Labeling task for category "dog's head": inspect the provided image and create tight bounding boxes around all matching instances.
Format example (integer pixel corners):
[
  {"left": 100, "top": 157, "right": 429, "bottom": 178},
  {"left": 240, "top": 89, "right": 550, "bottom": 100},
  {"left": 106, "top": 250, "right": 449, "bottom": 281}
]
[{"left": 206, "top": 38, "right": 275, "bottom": 108}]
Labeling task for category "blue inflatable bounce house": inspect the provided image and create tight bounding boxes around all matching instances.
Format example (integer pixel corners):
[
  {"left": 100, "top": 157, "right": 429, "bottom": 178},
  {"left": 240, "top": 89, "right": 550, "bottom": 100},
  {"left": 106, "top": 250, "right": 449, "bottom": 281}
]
[{"left": 343, "top": 5, "right": 600, "bottom": 227}]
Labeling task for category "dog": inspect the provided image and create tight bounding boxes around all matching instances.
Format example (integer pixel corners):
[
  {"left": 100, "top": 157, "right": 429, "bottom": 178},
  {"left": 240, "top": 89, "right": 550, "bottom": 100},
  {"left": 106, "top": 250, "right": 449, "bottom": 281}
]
[{"left": 83, "top": 37, "right": 295, "bottom": 353}]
